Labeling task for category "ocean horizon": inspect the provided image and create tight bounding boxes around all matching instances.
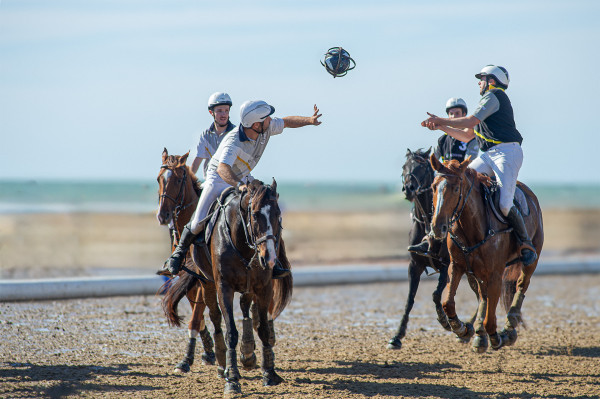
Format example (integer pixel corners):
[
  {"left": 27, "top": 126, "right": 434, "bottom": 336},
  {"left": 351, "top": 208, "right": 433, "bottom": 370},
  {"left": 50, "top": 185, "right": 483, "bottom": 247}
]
[{"left": 1, "top": 179, "right": 599, "bottom": 214}]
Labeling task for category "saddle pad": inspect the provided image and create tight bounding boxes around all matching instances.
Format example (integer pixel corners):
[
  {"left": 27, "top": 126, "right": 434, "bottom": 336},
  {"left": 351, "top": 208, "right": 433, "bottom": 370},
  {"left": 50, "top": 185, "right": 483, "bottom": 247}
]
[
  {"left": 484, "top": 183, "right": 530, "bottom": 224},
  {"left": 204, "top": 187, "right": 237, "bottom": 244}
]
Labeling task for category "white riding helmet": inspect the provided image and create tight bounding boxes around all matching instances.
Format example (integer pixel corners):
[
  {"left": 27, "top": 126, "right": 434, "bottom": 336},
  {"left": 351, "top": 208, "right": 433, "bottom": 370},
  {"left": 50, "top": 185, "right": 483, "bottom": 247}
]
[
  {"left": 240, "top": 100, "right": 275, "bottom": 128},
  {"left": 207, "top": 92, "right": 232, "bottom": 111},
  {"left": 445, "top": 97, "right": 468, "bottom": 115},
  {"left": 475, "top": 65, "right": 510, "bottom": 89}
]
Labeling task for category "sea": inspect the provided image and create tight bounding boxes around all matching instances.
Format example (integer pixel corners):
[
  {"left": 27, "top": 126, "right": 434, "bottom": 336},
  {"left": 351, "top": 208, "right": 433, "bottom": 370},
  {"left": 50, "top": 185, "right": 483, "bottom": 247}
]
[{"left": 1, "top": 180, "right": 599, "bottom": 214}]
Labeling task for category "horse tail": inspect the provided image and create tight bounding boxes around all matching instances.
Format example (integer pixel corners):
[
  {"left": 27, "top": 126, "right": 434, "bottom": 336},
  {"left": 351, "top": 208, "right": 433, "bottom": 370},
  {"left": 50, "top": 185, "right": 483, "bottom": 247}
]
[
  {"left": 161, "top": 271, "right": 198, "bottom": 327},
  {"left": 270, "top": 239, "right": 293, "bottom": 319},
  {"left": 501, "top": 262, "right": 522, "bottom": 313}
]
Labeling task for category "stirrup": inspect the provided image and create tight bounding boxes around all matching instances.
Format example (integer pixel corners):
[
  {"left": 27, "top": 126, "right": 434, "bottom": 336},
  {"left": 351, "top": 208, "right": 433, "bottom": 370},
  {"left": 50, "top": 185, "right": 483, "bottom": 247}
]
[
  {"left": 272, "top": 262, "right": 290, "bottom": 279},
  {"left": 520, "top": 244, "right": 537, "bottom": 266}
]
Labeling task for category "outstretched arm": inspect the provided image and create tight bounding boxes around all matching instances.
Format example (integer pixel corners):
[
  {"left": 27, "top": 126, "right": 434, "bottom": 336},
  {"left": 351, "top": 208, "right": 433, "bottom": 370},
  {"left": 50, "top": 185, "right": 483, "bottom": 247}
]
[
  {"left": 283, "top": 104, "right": 322, "bottom": 128},
  {"left": 217, "top": 163, "right": 243, "bottom": 189},
  {"left": 422, "top": 112, "right": 478, "bottom": 143}
]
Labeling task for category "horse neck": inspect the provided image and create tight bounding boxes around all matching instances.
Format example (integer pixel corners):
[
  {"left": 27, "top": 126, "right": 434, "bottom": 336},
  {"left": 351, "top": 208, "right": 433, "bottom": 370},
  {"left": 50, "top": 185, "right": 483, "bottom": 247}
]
[
  {"left": 413, "top": 189, "right": 433, "bottom": 222},
  {"left": 452, "top": 174, "right": 488, "bottom": 242}
]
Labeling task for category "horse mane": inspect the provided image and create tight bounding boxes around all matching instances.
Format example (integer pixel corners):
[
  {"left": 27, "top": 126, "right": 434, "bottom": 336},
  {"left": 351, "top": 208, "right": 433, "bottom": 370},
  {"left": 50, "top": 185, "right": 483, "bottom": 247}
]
[
  {"left": 162, "top": 155, "right": 202, "bottom": 196},
  {"left": 433, "top": 159, "right": 492, "bottom": 187},
  {"left": 248, "top": 179, "right": 273, "bottom": 212}
]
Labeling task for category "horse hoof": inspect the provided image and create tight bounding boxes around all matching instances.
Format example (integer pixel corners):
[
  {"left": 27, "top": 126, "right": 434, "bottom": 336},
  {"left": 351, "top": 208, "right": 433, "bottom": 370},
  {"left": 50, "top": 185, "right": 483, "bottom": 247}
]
[
  {"left": 500, "top": 328, "right": 518, "bottom": 346},
  {"left": 471, "top": 335, "right": 488, "bottom": 353},
  {"left": 263, "top": 369, "right": 284, "bottom": 386},
  {"left": 387, "top": 337, "right": 402, "bottom": 350},
  {"left": 456, "top": 322, "right": 475, "bottom": 341},
  {"left": 174, "top": 361, "right": 190, "bottom": 373},
  {"left": 240, "top": 352, "right": 257, "bottom": 370},
  {"left": 202, "top": 352, "right": 216, "bottom": 366},
  {"left": 217, "top": 366, "right": 225, "bottom": 379},
  {"left": 456, "top": 335, "right": 470, "bottom": 344},
  {"left": 490, "top": 332, "right": 504, "bottom": 350},
  {"left": 224, "top": 381, "right": 242, "bottom": 397}
]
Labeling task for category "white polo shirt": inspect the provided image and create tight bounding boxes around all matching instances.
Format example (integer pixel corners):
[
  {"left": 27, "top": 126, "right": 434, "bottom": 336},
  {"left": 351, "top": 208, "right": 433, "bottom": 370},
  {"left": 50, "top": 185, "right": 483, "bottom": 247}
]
[{"left": 206, "top": 117, "right": 285, "bottom": 183}]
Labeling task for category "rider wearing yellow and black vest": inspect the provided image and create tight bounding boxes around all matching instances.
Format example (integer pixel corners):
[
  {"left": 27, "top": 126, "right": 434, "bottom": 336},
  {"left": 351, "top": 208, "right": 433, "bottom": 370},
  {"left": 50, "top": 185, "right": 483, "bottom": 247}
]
[{"left": 409, "top": 65, "right": 537, "bottom": 266}]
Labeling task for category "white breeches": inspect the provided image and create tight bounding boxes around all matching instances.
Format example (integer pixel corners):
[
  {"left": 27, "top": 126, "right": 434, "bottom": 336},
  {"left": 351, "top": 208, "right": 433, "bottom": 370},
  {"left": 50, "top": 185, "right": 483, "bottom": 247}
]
[
  {"left": 189, "top": 179, "right": 230, "bottom": 234},
  {"left": 469, "top": 142, "right": 523, "bottom": 217}
]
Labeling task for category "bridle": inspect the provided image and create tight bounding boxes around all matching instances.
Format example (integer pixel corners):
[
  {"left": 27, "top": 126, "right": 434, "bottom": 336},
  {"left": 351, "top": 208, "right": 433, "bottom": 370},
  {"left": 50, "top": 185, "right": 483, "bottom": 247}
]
[
  {"left": 238, "top": 187, "right": 282, "bottom": 268},
  {"left": 158, "top": 165, "right": 197, "bottom": 240},
  {"left": 403, "top": 155, "right": 434, "bottom": 228},
  {"left": 434, "top": 171, "right": 475, "bottom": 229}
]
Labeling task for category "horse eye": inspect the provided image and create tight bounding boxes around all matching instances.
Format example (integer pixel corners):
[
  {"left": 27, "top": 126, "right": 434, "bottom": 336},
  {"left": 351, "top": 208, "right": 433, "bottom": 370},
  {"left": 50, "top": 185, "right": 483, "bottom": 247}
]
[{"left": 453, "top": 186, "right": 460, "bottom": 193}]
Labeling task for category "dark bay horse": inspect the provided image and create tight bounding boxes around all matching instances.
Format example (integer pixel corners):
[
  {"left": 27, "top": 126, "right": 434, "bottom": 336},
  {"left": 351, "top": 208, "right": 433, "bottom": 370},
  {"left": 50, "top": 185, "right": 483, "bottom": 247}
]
[
  {"left": 430, "top": 154, "right": 543, "bottom": 351},
  {"left": 388, "top": 148, "right": 479, "bottom": 350},
  {"left": 210, "top": 179, "right": 293, "bottom": 396},
  {"left": 156, "top": 148, "right": 224, "bottom": 373}
]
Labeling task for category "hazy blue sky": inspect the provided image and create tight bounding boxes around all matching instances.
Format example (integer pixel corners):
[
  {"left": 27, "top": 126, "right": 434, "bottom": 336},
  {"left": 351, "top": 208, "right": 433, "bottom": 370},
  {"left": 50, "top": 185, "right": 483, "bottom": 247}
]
[{"left": 1, "top": 0, "right": 598, "bottom": 184}]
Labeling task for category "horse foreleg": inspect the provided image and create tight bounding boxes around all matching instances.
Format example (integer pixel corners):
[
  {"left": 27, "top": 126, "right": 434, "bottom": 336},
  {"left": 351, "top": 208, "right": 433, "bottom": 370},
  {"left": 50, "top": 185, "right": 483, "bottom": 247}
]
[
  {"left": 485, "top": 274, "right": 503, "bottom": 350},
  {"left": 239, "top": 293, "right": 257, "bottom": 370},
  {"left": 203, "top": 283, "right": 226, "bottom": 378},
  {"left": 433, "top": 264, "right": 451, "bottom": 332},
  {"left": 470, "top": 278, "right": 489, "bottom": 353},
  {"left": 388, "top": 260, "right": 424, "bottom": 350},
  {"left": 255, "top": 291, "right": 283, "bottom": 387},
  {"left": 443, "top": 262, "right": 474, "bottom": 340},
  {"left": 217, "top": 284, "right": 242, "bottom": 396}
]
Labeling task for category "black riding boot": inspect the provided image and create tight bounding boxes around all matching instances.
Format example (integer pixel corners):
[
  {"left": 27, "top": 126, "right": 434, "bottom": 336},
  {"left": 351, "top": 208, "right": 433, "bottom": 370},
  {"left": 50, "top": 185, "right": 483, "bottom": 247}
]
[
  {"left": 272, "top": 260, "right": 290, "bottom": 279},
  {"left": 506, "top": 206, "right": 537, "bottom": 266},
  {"left": 163, "top": 224, "right": 199, "bottom": 275},
  {"left": 408, "top": 240, "right": 430, "bottom": 255}
]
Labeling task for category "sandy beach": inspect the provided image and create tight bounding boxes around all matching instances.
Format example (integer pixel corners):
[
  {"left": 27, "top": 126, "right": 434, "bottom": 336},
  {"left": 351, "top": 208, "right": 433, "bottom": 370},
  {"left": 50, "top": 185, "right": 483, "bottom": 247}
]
[{"left": 1, "top": 208, "right": 599, "bottom": 279}]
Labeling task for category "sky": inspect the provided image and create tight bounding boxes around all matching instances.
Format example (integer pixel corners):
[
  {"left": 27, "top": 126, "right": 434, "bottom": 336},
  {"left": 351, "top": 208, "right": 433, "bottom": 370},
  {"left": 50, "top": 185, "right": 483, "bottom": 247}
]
[{"left": 1, "top": 0, "right": 599, "bottom": 184}]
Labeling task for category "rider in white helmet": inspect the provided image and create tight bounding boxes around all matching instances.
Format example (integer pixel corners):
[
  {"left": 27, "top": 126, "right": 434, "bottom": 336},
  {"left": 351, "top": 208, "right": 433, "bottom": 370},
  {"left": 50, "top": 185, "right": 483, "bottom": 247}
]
[
  {"left": 163, "top": 101, "right": 322, "bottom": 278},
  {"left": 190, "top": 92, "right": 236, "bottom": 178},
  {"left": 415, "top": 65, "right": 537, "bottom": 266},
  {"left": 433, "top": 98, "right": 479, "bottom": 163}
]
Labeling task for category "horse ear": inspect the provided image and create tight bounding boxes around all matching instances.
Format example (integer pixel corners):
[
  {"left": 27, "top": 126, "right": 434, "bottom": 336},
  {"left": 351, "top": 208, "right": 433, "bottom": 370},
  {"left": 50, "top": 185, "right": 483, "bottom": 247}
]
[
  {"left": 430, "top": 153, "right": 443, "bottom": 172},
  {"left": 162, "top": 148, "right": 168, "bottom": 163},
  {"left": 271, "top": 177, "right": 277, "bottom": 193},
  {"left": 406, "top": 148, "right": 412, "bottom": 157},
  {"left": 178, "top": 151, "right": 190, "bottom": 166},
  {"left": 459, "top": 156, "right": 472, "bottom": 174},
  {"left": 425, "top": 147, "right": 432, "bottom": 157}
]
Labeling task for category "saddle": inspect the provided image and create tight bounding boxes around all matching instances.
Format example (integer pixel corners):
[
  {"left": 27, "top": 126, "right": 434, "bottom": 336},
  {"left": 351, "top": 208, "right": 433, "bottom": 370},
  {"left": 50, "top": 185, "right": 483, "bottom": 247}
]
[
  {"left": 482, "top": 179, "right": 530, "bottom": 224},
  {"left": 190, "top": 187, "right": 238, "bottom": 281}
]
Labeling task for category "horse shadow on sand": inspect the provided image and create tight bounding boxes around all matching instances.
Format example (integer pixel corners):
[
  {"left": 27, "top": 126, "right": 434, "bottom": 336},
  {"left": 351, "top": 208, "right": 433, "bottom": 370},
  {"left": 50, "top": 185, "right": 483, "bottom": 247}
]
[
  {"left": 0, "top": 362, "right": 171, "bottom": 399},
  {"left": 288, "top": 357, "right": 600, "bottom": 398}
]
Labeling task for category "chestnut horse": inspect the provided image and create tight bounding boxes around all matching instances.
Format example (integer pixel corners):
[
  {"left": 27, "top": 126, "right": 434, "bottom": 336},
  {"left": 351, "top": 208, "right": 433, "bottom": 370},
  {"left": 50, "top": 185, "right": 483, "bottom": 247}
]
[
  {"left": 210, "top": 179, "right": 293, "bottom": 396},
  {"left": 388, "top": 148, "right": 480, "bottom": 350},
  {"left": 156, "top": 148, "right": 225, "bottom": 373},
  {"left": 430, "top": 154, "right": 543, "bottom": 351}
]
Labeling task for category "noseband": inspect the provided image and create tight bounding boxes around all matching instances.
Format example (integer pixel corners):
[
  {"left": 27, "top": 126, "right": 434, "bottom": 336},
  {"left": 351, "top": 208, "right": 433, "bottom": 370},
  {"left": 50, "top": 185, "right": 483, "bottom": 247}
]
[{"left": 434, "top": 172, "right": 475, "bottom": 227}]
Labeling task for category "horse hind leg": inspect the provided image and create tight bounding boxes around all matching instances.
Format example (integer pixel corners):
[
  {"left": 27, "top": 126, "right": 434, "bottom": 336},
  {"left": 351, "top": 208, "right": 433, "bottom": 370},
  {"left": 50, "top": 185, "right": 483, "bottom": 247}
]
[
  {"left": 203, "top": 283, "right": 226, "bottom": 378},
  {"left": 255, "top": 294, "right": 283, "bottom": 387},
  {"left": 500, "top": 290, "right": 525, "bottom": 347},
  {"left": 471, "top": 296, "right": 489, "bottom": 353},
  {"left": 388, "top": 261, "right": 424, "bottom": 350}
]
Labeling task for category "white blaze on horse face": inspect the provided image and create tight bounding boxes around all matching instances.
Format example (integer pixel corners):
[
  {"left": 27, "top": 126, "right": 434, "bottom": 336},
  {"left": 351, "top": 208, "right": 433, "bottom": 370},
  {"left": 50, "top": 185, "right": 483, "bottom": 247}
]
[
  {"left": 434, "top": 180, "right": 446, "bottom": 220},
  {"left": 260, "top": 204, "right": 277, "bottom": 268},
  {"left": 156, "top": 169, "right": 175, "bottom": 224}
]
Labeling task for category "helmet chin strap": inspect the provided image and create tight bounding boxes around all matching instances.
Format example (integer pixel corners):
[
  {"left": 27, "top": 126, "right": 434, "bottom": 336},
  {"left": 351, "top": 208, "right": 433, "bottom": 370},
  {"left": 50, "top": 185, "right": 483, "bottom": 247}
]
[{"left": 480, "top": 77, "right": 490, "bottom": 96}]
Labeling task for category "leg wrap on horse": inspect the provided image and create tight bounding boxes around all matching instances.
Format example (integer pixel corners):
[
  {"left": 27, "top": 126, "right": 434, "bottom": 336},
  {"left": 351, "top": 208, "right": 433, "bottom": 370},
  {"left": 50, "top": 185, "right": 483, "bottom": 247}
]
[
  {"left": 240, "top": 318, "right": 256, "bottom": 355},
  {"left": 185, "top": 337, "right": 196, "bottom": 365},
  {"left": 262, "top": 346, "right": 275, "bottom": 371},
  {"left": 199, "top": 326, "right": 216, "bottom": 365},
  {"left": 268, "top": 319, "right": 276, "bottom": 347}
]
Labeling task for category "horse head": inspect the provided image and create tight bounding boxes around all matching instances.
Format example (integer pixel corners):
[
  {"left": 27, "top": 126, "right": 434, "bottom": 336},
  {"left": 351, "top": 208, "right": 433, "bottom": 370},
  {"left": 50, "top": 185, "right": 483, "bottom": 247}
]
[
  {"left": 429, "top": 153, "right": 473, "bottom": 240},
  {"left": 245, "top": 178, "right": 281, "bottom": 270},
  {"left": 156, "top": 148, "right": 195, "bottom": 226},
  {"left": 402, "top": 148, "right": 434, "bottom": 201}
]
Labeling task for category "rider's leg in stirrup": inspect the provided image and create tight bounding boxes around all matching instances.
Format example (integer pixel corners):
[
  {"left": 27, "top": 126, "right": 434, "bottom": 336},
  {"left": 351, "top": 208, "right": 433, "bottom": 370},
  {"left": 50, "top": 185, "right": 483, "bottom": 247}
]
[{"left": 506, "top": 205, "right": 537, "bottom": 266}]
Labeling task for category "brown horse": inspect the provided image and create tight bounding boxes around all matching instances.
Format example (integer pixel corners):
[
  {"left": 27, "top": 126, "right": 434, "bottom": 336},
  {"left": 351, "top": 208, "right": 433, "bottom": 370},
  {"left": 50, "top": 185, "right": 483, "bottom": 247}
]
[
  {"left": 156, "top": 148, "right": 225, "bottom": 373},
  {"left": 429, "top": 154, "right": 543, "bottom": 351},
  {"left": 210, "top": 179, "right": 293, "bottom": 396}
]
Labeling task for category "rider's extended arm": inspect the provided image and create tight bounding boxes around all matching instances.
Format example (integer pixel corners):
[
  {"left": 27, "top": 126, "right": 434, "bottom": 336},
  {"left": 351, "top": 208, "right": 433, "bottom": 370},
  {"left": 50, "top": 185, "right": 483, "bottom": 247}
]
[{"left": 217, "top": 163, "right": 241, "bottom": 187}]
